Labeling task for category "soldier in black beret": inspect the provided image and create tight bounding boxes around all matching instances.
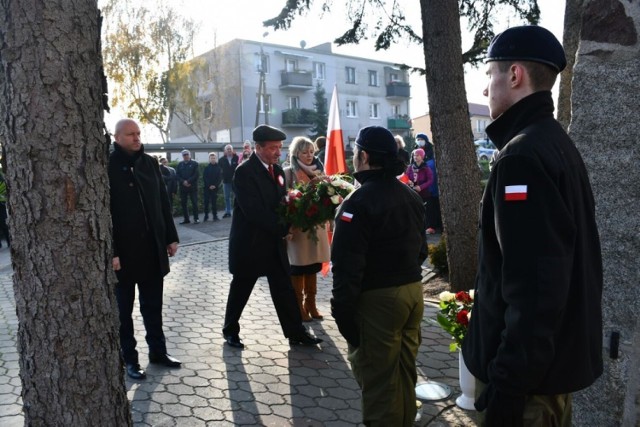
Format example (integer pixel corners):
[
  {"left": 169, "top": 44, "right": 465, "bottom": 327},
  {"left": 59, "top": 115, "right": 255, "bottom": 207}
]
[
  {"left": 463, "top": 26, "right": 603, "bottom": 426},
  {"left": 222, "top": 124, "right": 322, "bottom": 349},
  {"left": 331, "top": 125, "right": 427, "bottom": 425}
]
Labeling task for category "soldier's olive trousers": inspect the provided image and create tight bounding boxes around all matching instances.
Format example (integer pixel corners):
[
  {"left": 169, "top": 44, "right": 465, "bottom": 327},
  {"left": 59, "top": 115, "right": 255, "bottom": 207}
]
[
  {"left": 347, "top": 281, "right": 424, "bottom": 427},
  {"left": 476, "top": 380, "right": 573, "bottom": 427}
]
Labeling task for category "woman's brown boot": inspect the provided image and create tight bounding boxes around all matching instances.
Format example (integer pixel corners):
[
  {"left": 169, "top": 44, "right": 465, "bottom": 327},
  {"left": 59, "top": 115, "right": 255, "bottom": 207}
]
[
  {"left": 291, "top": 275, "right": 312, "bottom": 322},
  {"left": 303, "top": 274, "right": 323, "bottom": 320}
]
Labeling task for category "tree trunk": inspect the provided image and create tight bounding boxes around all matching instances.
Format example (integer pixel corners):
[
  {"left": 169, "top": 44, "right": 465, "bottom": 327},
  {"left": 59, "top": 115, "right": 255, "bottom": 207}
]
[
  {"left": 0, "top": 1, "right": 131, "bottom": 425},
  {"left": 420, "top": 0, "right": 481, "bottom": 292},
  {"left": 557, "top": 0, "right": 584, "bottom": 129}
]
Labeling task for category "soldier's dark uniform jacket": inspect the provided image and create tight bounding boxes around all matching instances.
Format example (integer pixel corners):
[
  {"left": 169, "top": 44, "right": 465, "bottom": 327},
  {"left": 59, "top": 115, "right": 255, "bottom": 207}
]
[
  {"left": 462, "top": 91, "right": 603, "bottom": 396},
  {"left": 330, "top": 169, "right": 427, "bottom": 345}
]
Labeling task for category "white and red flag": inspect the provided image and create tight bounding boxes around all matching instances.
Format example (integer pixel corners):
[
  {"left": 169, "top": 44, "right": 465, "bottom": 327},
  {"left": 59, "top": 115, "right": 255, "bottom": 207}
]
[
  {"left": 504, "top": 185, "right": 528, "bottom": 201},
  {"left": 324, "top": 85, "right": 348, "bottom": 175}
]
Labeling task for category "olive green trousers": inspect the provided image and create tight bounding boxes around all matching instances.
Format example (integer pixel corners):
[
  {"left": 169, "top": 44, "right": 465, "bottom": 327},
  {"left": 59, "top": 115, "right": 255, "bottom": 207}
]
[
  {"left": 475, "top": 380, "right": 573, "bottom": 427},
  {"left": 347, "top": 282, "right": 424, "bottom": 427}
]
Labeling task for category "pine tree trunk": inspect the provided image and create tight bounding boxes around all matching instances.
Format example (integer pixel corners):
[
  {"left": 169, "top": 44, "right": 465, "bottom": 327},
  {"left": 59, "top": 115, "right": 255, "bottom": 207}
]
[
  {"left": 0, "top": 1, "right": 131, "bottom": 425},
  {"left": 420, "top": 0, "right": 481, "bottom": 292}
]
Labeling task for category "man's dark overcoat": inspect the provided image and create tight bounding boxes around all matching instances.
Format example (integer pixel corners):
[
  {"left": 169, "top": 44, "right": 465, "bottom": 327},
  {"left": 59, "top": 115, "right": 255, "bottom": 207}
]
[
  {"left": 109, "top": 143, "right": 179, "bottom": 282},
  {"left": 228, "top": 153, "right": 289, "bottom": 276}
]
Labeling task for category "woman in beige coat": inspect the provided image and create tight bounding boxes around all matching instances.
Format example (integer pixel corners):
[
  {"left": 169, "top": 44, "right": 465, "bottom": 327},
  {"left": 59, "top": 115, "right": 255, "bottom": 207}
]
[{"left": 284, "top": 136, "right": 331, "bottom": 321}]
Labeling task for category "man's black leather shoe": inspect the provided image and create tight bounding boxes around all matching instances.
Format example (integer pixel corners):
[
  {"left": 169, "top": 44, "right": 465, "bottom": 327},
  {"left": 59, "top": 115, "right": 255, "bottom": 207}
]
[
  {"left": 289, "top": 332, "right": 323, "bottom": 346},
  {"left": 224, "top": 335, "right": 244, "bottom": 349},
  {"left": 149, "top": 353, "right": 182, "bottom": 368},
  {"left": 179, "top": 220, "right": 190, "bottom": 224},
  {"left": 126, "top": 363, "right": 146, "bottom": 380}
]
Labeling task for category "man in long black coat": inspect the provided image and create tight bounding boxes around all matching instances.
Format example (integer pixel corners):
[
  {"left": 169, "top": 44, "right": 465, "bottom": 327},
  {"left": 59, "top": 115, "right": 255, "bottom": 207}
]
[
  {"left": 222, "top": 124, "right": 323, "bottom": 349},
  {"left": 109, "top": 118, "right": 181, "bottom": 380}
]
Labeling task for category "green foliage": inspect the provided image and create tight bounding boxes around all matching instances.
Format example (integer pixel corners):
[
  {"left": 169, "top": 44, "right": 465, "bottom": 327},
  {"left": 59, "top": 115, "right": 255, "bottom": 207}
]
[
  {"left": 102, "top": 0, "right": 200, "bottom": 142},
  {"left": 264, "top": 0, "right": 540, "bottom": 68},
  {"left": 308, "top": 82, "right": 328, "bottom": 140},
  {"left": 428, "top": 237, "right": 448, "bottom": 276}
]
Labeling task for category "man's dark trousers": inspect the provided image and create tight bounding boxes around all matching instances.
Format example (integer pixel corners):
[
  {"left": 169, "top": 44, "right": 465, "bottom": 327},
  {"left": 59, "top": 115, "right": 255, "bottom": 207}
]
[
  {"left": 203, "top": 188, "right": 219, "bottom": 219},
  {"left": 116, "top": 273, "right": 167, "bottom": 364},
  {"left": 223, "top": 266, "right": 304, "bottom": 338},
  {"left": 180, "top": 188, "right": 198, "bottom": 222}
]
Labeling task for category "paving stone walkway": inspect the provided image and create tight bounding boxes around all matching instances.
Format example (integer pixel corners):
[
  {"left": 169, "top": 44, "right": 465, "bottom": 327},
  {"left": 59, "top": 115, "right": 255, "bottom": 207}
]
[{"left": 0, "top": 220, "right": 479, "bottom": 426}]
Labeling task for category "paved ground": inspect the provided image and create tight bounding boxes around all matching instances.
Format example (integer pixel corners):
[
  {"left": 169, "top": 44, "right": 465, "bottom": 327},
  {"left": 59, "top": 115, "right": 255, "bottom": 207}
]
[{"left": 0, "top": 216, "right": 479, "bottom": 426}]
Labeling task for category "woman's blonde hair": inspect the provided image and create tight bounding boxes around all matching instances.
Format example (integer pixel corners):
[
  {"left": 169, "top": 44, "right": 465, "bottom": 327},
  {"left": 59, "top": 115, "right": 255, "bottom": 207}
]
[{"left": 289, "top": 136, "right": 315, "bottom": 159}]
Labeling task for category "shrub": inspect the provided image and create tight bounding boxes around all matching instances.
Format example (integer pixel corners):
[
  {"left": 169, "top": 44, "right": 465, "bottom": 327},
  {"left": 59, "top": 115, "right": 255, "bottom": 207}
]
[{"left": 428, "top": 237, "right": 448, "bottom": 276}]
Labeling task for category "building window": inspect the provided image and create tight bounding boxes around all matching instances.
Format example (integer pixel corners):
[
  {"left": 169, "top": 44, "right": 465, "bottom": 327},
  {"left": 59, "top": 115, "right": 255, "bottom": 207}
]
[
  {"left": 346, "top": 66, "right": 356, "bottom": 84},
  {"left": 255, "top": 53, "right": 270, "bottom": 73},
  {"left": 258, "top": 94, "right": 271, "bottom": 113},
  {"left": 186, "top": 108, "right": 193, "bottom": 125},
  {"left": 368, "top": 70, "right": 378, "bottom": 86},
  {"left": 369, "top": 103, "right": 379, "bottom": 119},
  {"left": 285, "top": 58, "right": 297, "bottom": 72},
  {"left": 391, "top": 104, "right": 401, "bottom": 116},
  {"left": 389, "top": 72, "right": 399, "bottom": 82},
  {"left": 204, "top": 101, "right": 212, "bottom": 119},
  {"left": 476, "top": 119, "right": 487, "bottom": 133},
  {"left": 346, "top": 100, "right": 358, "bottom": 117},
  {"left": 313, "top": 62, "right": 326, "bottom": 80},
  {"left": 288, "top": 96, "right": 300, "bottom": 110}
]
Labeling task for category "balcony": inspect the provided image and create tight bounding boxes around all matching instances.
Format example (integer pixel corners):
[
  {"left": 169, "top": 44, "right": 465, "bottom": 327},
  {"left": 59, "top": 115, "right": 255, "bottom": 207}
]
[
  {"left": 282, "top": 108, "right": 315, "bottom": 127},
  {"left": 386, "top": 81, "right": 410, "bottom": 98},
  {"left": 280, "top": 71, "right": 313, "bottom": 90},
  {"left": 387, "top": 115, "right": 411, "bottom": 130}
]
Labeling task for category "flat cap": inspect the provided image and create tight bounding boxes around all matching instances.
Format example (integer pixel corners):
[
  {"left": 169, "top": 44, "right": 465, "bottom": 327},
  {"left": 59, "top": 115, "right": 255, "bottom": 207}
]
[
  {"left": 487, "top": 25, "right": 566, "bottom": 72},
  {"left": 355, "top": 126, "right": 398, "bottom": 155},
  {"left": 253, "top": 124, "right": 286, "bottom": 142},
  {"left": 181, "top": 149, "right": 190, "bottom": 156}
]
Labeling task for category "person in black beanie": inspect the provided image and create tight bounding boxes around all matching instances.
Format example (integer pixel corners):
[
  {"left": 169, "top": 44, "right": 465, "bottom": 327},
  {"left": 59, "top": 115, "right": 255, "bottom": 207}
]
[
  {"left": 331, "top": 126, "right": 427, "bottom": 426},
  {"left": 462, "top": 25, "right": 603, "bottom": 426}
]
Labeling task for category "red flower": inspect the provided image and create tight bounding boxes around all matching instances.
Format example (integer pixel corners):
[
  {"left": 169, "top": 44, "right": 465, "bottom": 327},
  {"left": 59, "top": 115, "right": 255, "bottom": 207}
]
[
  {"left": 455, "top": 291, "right": 472, "bottom": 304},
  {"left": 322, "top": 197, "right": 331, "bottom": 206},
  {"left": 456, "top": 310, "right": 469, "bottom": 326},
  {"left": 305, "top": 204, "right": 319, "bottom": 217}
]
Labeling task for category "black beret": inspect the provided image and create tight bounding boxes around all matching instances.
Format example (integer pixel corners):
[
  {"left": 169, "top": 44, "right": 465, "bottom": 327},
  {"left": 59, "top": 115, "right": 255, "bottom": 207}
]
[
  {"left": 487, "top": 25, "right": 566, "bottom": 72},
  {"left": 355, "top": 126, "right": 398, "bottom": 155},
  {"left": 253, "top": 124, "right": 286, "bottom": 142}
]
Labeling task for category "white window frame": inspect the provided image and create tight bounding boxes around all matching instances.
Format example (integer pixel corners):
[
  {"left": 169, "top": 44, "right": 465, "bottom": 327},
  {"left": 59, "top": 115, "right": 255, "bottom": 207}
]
[
  {"left": 313, "top": 62, "right": 326, "bottom": 80},
  {"left": 368, "top": 70, "right": 378, "bottom": 87},
  {"left": 389, "top": 73, "right": 399, "bottom": 82},
  {"left": 258, "top": 94, "right": 271, "bottom": 113},
  {"left": 204, "top": 101, "right": 213, "bottom": 119},
  {"left": 391, "top": 104, "right": 401, "bottom": 116},
  {"left": 346, "top": 66, "right": 356, "bottom": 84},
  {"left": 288, "top": 96, "right": 300, "bottom": 110},
  {"left": 346, "top": 100, "right": 358, "bottom": 118},
  {"left": 255, "top": 53, "right": 270, "bottom": 73},
  {"left": 369, "top": 103, "right": 379, "bottom": 119},
  {"left": 285, "top": 58, "right": 297, "bottom": 72}
]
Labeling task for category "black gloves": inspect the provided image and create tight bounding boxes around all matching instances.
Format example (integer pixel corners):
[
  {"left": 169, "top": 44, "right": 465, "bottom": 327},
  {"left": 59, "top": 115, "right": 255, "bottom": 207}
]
[
  {"left": 330, "top": 298, "right": 360, "bottom": 347},
  {"left": 475, "top": 383, "right": 526, "bottom": 427}
]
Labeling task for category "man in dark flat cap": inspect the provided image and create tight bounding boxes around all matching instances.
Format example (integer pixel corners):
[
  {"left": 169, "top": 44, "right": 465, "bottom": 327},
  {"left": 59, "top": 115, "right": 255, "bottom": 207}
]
[
  {"left": 331, "top": 126, "right": 427, "bottom": 426},
  {"left": 222, "top": 124, "right": 323, "bottom": 349},
  {"left": 462, "top": 25, "right": 603, "bottom": 426}
]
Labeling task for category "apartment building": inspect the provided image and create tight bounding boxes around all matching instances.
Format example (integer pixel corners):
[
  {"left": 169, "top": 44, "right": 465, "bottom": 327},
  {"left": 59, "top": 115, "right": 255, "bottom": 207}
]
[{"left": 168, "top": 39, "right": 412, "bottom": 149}]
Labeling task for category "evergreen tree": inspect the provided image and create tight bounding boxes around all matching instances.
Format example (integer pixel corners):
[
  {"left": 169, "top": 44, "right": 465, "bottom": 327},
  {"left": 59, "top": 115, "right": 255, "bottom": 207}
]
[{"left": 308, "top": 82, "right": 328, "bottom": 140}]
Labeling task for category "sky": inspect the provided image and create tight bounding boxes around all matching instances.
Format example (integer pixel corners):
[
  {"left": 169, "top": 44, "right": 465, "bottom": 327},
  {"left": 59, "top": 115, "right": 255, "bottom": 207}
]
[
  {"left": 181, "top": 0, "right": 566, "bottom": 115},
  {"left": 102, "top": 0, "right": 566, "bottom": 137}
]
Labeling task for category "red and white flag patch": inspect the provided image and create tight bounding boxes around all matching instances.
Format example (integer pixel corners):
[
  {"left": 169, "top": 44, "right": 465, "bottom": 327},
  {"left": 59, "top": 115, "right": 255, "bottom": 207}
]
[
  {"left": 505, "top": 185, "right": 528, "bottom": 201},
  {"left": 340, "top": 212, "right": 354, "bottom": 223}
]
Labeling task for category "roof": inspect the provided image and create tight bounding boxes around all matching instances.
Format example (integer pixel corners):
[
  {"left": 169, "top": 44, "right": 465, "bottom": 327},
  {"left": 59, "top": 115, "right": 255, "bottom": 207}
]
[{"left": 468, "top": 103, "right": 490, "bottom": 116}]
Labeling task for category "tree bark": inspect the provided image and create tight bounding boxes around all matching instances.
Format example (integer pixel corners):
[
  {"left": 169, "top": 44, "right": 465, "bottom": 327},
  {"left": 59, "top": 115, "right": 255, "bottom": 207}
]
[
  {"left": 0, "top": 1, "right": 131, "bottom": 425},
  {"left": 557, "top": 0, "right": 584, "bottom": 130},
  {"left": 420, "top": 0, "right": 481, "bottom": 291}
]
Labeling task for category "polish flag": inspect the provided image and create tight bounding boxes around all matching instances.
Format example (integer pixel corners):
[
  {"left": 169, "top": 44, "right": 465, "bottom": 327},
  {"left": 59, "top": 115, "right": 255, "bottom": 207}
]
[
  {"left": 505, "top": 185, "right": 528, "bottom": 201},
  {"left": 324, "top": 85, "right": 348, "bottom": 175}
]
